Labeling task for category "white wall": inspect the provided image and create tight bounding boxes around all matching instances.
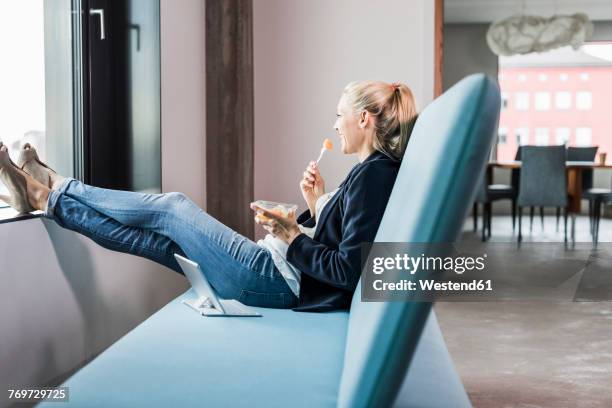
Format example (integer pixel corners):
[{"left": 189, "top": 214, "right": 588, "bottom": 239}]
[
  {"left": 161, "top": 0, "right": 206, "bottom": 208},
  {"left": 443, "top": 24, "right": 498, "bottom": 91},
  {"left": 0, "top": 220, "right": 188, "bottom": 404},
  {"left": 0, "top": 2, "right": 205, "bottom": 406},
  {"left": 253, "top": 0, "right": 435, "bottom": 239}
]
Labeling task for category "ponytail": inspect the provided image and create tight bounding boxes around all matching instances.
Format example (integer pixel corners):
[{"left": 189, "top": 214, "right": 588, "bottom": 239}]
[{"left": 343, "top": 81, "right": 418, "bottom": 161}]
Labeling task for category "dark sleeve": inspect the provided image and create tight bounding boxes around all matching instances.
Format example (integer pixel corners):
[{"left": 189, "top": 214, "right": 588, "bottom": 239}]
[
  {"left": 296, "top": 209, "right": 316, "bottom": 228},
  {"left": 286, "top": 164, "right": 397, "bottom": 291}
]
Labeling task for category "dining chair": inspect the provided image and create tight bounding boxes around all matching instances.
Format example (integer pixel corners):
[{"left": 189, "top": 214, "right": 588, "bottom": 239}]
[
  {"left": 517, "top": 146, "right": 569, "bottom": 242},
  {"left": 514, "top": 146, "right": 545, "bottom": 232},
  {"left": 473, "top": 147, "right": 518, "bottom": 241},
  {"left": 567, "top": 146, "right": 598, "bottom": 162},
  {"left": 567, "top": 146, "right": 598, "bottom": 194},
  {"left": 474, "top": 176, "right": 516, "bottom": 241},
  {"left": 567, "top": 146, "right": 599, "bottom": 234},
  {"left": 584, "top": 177, "right": 612, "bottom": 244}
]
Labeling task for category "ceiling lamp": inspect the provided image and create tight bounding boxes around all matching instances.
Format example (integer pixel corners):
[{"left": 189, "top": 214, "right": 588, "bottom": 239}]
[{"left": 487, "top": 13, "right": 593, "bottom": 56}]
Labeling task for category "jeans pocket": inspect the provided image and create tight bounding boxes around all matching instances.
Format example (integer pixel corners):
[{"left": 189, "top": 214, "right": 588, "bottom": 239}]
[{"left": 238, "top": 290, "right": 293, "bottom": 309}]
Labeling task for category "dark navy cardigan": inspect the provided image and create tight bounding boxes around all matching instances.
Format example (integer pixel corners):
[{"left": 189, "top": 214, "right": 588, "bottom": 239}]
[{"left": 287, "top": 150, "right": 400, "bottom": 312}]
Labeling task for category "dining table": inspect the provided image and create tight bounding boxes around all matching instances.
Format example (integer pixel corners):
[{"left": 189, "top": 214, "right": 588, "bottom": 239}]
[{"left": 487, "top": 160, "right": 612, "bottom": 214}]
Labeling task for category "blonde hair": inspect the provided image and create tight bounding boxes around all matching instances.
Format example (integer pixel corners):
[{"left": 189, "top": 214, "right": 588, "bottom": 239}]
[{"left": 343, "top": 80, "right": 418, "bottom": 161}]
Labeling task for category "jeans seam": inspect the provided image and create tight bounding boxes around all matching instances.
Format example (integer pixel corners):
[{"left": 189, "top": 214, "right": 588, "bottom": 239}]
[
  {"left": 66, "top": 206, "right": 182, "bottom": 260},
  {"left": 62, "top": 215, "right": 171, "bottom": 260}
]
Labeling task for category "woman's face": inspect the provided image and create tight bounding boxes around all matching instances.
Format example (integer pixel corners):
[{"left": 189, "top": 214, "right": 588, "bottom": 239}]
[{"left": 334, "top": 95, "right": 366, "bottom": 155}]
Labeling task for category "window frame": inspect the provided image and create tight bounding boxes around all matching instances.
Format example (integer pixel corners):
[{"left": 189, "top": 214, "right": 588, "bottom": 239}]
[
  {"left": 0, "top": 0, "right": 75, "bottom": 216},
  {"left": 515, "top": 92, "right": 530, "bottom": 111},
  {"left": 576, "top": 91, "right": 592, "bottom": 111},
  {"left": 554, "top": 91, "right": 572, "bottom": 110},
  {"left": 534, "top": 92, "right": 551, "bottom": 111},
  {"left": 575, "top": 127, "right": 593, "bottom": 147},
  {"left": 515, "top": 127, "right": 530, "bottom": 146},
  {"left": 535, "top": 127, "right": 550, "bottom": 146}
]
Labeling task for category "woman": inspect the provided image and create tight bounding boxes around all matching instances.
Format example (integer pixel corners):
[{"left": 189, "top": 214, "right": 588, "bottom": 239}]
[{"left": 0, "top": 80, "right": 417, "bottom": 312}]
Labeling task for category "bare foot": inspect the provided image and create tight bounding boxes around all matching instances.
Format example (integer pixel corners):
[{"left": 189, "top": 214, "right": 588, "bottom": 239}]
[
  {"left": 17, "top": 143, "right": 66, "bottom": 190},
  {"left": 0, "top": 143, "right": 51, "bottom": 212}
]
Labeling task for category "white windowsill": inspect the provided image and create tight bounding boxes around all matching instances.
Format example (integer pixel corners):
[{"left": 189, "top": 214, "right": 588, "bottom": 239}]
[{"left": 0, "top": 205, "right": 44, "bottom": 224}]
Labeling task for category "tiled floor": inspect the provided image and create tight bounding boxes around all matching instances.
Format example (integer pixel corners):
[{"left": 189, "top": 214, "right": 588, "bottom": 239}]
[{"left": 435, "top": 215, "right": 612, "bottom": 407}]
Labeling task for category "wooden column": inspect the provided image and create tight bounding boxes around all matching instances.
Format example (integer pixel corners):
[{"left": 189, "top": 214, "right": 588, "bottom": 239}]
[
  {"left": 434, "top": 0, "right": 444, "bottom": 98},
  {"left": 206, "top": 0, "right": 254, "bottom": 238}
]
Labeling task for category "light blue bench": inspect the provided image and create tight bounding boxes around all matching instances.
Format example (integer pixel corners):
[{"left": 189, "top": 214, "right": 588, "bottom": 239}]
[{"left": 40, "top": 74, "right": 500, "bottom": 408}]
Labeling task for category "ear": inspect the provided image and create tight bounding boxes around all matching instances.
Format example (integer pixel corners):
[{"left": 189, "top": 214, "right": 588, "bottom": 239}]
[{"left": 358, "top": 110, "right": 369, "bottom": 129}]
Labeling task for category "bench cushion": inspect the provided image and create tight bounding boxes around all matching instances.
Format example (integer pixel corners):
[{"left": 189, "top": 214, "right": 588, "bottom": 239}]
[{"left": 42, "top": 290, "right": 348, "bottom": 408}]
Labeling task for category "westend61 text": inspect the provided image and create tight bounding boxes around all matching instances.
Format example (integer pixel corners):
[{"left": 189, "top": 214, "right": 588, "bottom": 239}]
[{"left": 373, "top": 279, "right": 493, "bottom": 292}]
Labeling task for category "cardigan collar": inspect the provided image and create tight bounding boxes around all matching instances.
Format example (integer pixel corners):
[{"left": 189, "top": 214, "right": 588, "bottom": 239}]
[{"left": 360, "top": 150, "right": 385, "bottom": 164}]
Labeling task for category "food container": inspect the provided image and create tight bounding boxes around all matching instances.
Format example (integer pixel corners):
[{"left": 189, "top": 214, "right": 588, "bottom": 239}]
[{"left": 252, "top": 200, "right": 298, "bottom": 222}]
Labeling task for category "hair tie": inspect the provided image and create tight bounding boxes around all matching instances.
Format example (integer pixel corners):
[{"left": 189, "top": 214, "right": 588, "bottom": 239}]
[{"left": 390, "top": 82, "right": 400, "bottom": 92}]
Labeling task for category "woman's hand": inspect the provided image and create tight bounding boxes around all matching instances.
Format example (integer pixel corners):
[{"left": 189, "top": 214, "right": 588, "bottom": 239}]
[
  {"left": 300, "top": 161, "right": 325, "bottom": 216},
  {"left": 250, "top": 203, "right": 302, "bottom": 245}
]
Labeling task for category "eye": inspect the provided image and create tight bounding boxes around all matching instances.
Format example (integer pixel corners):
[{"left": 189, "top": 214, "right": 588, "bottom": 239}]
[{"left": 336, "top": 114, "right": 341, "bottom": 118}]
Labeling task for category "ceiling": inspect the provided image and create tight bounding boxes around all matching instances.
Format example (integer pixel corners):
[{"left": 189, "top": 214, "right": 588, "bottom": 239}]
[{"left": 445, "top": 0, "right": 612, "bottom": 23}]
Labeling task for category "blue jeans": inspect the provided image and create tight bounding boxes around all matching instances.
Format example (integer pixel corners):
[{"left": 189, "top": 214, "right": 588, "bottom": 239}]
[{"left": 44, "top": 178, "right": 298, "bottom": 309}]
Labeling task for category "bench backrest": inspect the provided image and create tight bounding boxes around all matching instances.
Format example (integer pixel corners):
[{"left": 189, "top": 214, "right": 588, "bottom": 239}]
[{"left": 337, "top": 74, "right": 500, "bottom": 407}]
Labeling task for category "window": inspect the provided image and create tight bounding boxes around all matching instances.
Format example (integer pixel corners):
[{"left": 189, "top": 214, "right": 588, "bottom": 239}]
[
  {"left": 83, "top": 1, "right": 162, "bottom": 192},
  {"left": 501, "top": 92, "right": 509, "bottom": 110},
  {"left": 555, "top": 91, "right": 572, "bottom": 110},
  {"left": 575, "top": 128, "right": 592, "bottom": 146},
  {"left": 515, "top": 128, "right": 530, "bottom": 145},
  {"left": 535, "top": 128, "right": 549, "bottom": 145},
  {"left": 0, "top": 1, "right": 161, "bottom": 216},
  {"left": 576, "top": 92, "right": 592, "bottom": 110},
  {"left": 515, "top": 92, "right": 530, "bottom": 111},
  {"left": 498, "top": 48, "right": 612, "bottom": 163},
  {"left": 555, "top": 128, "right": 571, "bottom": 145},
  {"left": 0, "top": 1, "right": 61, "bottom": 207},
  {"left": 498, "top": 127, "right": 508, "bottom": 144},
  {"left": 534, "top": 92, "right": 551, "bottom": 110}
]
